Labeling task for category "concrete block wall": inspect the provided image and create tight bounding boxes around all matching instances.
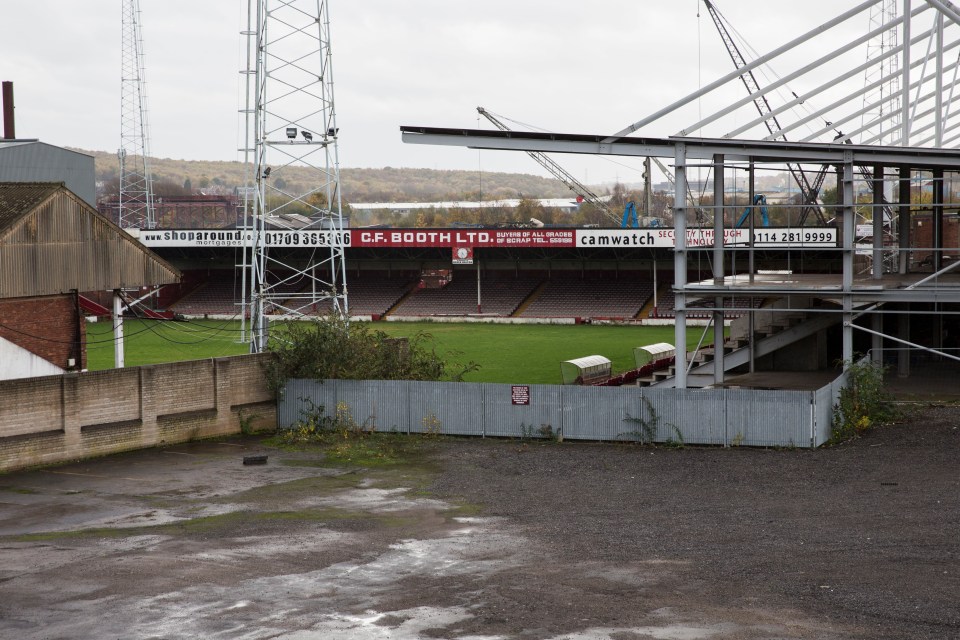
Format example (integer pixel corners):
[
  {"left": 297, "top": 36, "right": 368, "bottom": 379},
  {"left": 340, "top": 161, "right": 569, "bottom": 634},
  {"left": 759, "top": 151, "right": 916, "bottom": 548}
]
[{"left": 0, "top": 353, "right": 276, "bottom": 472}]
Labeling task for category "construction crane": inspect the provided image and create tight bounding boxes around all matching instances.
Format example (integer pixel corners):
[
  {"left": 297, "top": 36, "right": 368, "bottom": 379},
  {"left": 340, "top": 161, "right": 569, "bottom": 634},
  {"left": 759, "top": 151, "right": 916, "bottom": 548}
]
[
  {"left": 478, "top": 107, "right": 706, "bottom": 227},
  {"left": 735, "top": 194, "right": 770, "bottom": 227},
  {"left": 476, "top": 107, "right": 622, "bottom": 225},
  {"left": 701, "top": 0, "right": 829, "bottom": 226},
  {"left": 646, "top": 155, "right": 711, "bottom": 225}
]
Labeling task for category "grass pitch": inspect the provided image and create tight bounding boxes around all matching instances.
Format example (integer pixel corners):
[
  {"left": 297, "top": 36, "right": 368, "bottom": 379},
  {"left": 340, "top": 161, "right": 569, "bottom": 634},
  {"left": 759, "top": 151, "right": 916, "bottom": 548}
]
[
  {"left": 85, "top": 318, "right": 249, "bottom": 371},
  {"left": 86, "top": 318, "right": 713, "bottom": 384}
]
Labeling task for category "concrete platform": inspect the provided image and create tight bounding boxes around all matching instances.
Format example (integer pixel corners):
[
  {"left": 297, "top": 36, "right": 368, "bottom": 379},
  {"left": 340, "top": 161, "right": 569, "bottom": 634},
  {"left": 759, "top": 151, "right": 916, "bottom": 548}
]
[
  {"left": 685, "top": 271, "right": 960, "bottom": 304},
  {"left": 712, "top": 370, "right": 841, "bottom": 391}
]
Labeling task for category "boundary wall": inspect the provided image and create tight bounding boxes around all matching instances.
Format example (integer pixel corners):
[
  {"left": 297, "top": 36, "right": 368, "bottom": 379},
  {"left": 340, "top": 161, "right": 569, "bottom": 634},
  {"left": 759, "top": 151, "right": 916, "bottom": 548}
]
[
  {"left": 0, "top": 354, "right": 275, "bottom": 472},
  {"left": 281, "top": 376, "right": 843, "bottom": 448}
]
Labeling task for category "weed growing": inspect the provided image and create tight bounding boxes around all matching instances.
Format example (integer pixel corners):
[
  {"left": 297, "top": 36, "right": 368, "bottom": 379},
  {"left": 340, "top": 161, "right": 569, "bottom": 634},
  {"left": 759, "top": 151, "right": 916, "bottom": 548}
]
[
  {"left": 519, "top": 422, "right": 561, "bottom": 443},
  {"left": 831, "top": 358, "right": 899, "bottom": 444},
  {"left": 275, "top": 398, "right": 435, "bottom": 466},
  {"left": 621, "top": 396, "right": 660, "bottom": 444}
]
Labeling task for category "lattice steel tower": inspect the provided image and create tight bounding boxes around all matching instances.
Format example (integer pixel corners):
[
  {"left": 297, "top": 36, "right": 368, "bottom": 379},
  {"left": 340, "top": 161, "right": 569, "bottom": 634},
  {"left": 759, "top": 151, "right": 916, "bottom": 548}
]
[
  {"left": 118, "top": 0, "right": 155, "bottom": 229},
  {"left": 860, "top": 0, "right": 901, "bottom": 146},
  {"left": 241, "top": 0, "right": 348, "bottom": 352}
]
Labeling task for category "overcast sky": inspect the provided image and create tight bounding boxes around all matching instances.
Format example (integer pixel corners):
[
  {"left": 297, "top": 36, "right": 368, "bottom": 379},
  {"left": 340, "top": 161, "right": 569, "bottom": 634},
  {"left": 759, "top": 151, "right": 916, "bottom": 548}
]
[{"left": 5, "top": 1, "right": 882, "bottom": 185}]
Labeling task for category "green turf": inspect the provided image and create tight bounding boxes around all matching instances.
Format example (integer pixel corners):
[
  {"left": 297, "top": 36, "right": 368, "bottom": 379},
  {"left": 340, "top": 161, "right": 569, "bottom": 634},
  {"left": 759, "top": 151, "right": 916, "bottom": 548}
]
[
  {"left": 85, "top": 318, "right": 714, "bottom": 384},
  {"left": 85, "top": 318, "right": 248, "bottom": 371},
  {"left": 371, "top": 321, "right": 715, "bottom": 384}
]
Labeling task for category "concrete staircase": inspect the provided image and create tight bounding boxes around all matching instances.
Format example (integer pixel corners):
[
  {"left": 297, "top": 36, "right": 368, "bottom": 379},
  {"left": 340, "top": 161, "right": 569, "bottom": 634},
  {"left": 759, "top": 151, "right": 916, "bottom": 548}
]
[{"left": 647, "top": 302, "right": 840, "bottom": 388}]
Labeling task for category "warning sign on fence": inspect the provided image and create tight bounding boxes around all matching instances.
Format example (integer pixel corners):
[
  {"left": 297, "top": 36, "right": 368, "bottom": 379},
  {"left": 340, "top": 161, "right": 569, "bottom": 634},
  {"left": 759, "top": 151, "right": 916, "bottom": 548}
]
[{"left": 511, "top": 385, "right": 530, "bottom": 405}]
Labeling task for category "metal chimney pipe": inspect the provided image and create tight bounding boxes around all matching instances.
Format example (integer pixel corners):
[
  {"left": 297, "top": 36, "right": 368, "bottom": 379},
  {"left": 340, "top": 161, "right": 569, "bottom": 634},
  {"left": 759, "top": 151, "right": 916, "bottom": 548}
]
[{"left": 2, "top": 82, "right": 14, "bottom": 139}]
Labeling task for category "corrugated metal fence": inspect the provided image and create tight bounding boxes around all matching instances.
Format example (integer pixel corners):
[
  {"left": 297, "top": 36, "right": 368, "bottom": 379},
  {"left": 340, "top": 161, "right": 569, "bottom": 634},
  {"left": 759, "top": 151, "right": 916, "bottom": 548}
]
[{"left": 280, "top": 375, "right": 846, "bottom": 448}]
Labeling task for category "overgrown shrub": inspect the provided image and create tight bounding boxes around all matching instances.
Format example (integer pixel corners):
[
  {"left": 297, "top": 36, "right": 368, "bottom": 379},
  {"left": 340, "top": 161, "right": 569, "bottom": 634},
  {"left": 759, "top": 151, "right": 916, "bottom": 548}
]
[
  {"left": 262, "top": 315, "right": 478, "bottom": 395},
  {"left": 831, "top": 358, "right": 898, "bottom": 444}
]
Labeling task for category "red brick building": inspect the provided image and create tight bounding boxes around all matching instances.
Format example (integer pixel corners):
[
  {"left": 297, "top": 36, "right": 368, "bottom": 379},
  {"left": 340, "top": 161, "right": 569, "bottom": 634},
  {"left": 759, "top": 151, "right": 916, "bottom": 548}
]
[{"left": 0, "top": 182, "right": 180, "bottom": 380}]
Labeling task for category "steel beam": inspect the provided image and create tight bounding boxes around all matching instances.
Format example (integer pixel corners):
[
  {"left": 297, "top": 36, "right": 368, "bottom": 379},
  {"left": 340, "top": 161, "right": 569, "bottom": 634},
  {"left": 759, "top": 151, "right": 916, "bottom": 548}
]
[
  {"left": 401, "top": 127, "right": 960, "bottom": 168},
  {"left": 609, "top": 0, "right": 880, "bottom": 137},
  {"left": 679, "top": 8, "right": 914, "bottom": 137}
]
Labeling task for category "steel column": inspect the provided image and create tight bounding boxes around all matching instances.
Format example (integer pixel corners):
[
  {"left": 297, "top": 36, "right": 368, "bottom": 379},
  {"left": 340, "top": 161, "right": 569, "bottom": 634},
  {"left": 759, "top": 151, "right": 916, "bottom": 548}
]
[
  {"left": 899, "top": 307, "right": 911, "bottom": 375},
  {"left": 713, "top": 154, "right": 725, "bottom": 385},
  {"left": 899, "top": 166, "right": 912, "bottom": 273},
  {"left": 934, "top": 168, "right": 945, "bottom": 272},
  {"left": 674, "top": 143, "right": 688, "bottom": 389},
  {"left": 873, "top": 165, "right": 885, "bottom": 279},
  {"left": 872, "top": 312, "right": 884, "bottom": 365},
  {"left": 842, "top": 153, "right": 856, "bottom": 366}
]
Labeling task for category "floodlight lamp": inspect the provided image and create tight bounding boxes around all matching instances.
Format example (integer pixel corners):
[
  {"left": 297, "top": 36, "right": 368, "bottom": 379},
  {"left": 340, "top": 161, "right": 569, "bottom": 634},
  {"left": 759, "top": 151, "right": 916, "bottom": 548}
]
[
  {"left": 286, "top": 127, "right": 297, "bottom": 139},
  {"left": 302, "top": 130, "right": 313, "bottom": 142}
]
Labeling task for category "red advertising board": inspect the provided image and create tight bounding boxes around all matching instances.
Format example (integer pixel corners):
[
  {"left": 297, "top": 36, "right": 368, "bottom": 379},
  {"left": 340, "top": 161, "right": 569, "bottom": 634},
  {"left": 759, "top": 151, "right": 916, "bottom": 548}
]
[
  {"left": 352, "top": 229, "right": 575, "bottom": 248},
  {"left": 136, "top": 227, "right": 837, "bottom": 249}
]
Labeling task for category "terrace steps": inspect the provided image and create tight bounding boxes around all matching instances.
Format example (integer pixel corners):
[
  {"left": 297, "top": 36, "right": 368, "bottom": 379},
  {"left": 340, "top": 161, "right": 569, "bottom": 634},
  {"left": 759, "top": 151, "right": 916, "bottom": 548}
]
[{"left": 511, "top": 280, "right": 548, "bottom": 317}]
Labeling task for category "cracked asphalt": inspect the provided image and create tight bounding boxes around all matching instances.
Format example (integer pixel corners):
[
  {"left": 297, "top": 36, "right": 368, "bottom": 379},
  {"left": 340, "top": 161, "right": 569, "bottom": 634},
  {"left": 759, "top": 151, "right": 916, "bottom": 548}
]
[{"left": 0, "top": 404, "right": 957, "bottom": 639}]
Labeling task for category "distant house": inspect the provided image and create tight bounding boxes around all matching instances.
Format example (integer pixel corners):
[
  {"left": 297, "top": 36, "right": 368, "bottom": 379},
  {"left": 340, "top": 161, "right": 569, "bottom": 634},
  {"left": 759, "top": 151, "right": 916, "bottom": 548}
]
[{"left": 0, "top": 182, "right": 180, "bottom": 380}]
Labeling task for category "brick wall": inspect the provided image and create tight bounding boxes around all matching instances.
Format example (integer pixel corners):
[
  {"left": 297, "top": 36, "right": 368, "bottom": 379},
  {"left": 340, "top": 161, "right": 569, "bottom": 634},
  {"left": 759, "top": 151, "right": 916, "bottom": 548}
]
[
  {"left": 0, "top": 353, "right": 276, "bottom": 472},
  {"left": 911, "top": 214, "right": 960, "bottom": 262},
  {"left": 0, "top": 293, "right": 85, "bottom": 370}
]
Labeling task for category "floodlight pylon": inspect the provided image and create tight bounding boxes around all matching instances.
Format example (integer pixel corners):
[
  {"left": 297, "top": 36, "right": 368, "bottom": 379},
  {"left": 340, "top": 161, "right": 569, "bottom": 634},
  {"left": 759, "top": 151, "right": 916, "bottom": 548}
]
[
  {"left": 118, "top": 0, "right": 155, "bottom": 229},
  {"left": 861, "top": 0, "right": 902, "bottom": 146},
  {"left": 240, "top": 0, "right": 348, "bottom": 352}
]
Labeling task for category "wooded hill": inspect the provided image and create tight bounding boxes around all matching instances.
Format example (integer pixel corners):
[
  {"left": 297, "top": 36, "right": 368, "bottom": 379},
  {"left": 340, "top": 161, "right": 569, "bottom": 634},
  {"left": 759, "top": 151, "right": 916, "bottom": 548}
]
[{"left": 78, "top": 149, "right": 579, "bottom": 203}]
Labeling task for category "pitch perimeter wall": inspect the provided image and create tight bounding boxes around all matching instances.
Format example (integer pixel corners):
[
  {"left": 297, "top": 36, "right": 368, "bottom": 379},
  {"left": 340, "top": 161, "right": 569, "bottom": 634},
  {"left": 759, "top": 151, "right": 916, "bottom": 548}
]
[
  {"left": 281, "top": 376, "right": 844, "bottom": 448},
  {"left": 0, "top": 354, "right": 276, "bottom": 473}
]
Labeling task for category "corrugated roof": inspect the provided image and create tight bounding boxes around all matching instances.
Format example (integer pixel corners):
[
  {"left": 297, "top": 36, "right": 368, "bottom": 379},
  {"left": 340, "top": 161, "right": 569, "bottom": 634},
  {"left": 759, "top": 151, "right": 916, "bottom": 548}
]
[
  {"left": 0, "top": 182, "right": 180, "bottom": 297},
  {"left": 0, "top": 182, "right": 60, "bottom": 237}
]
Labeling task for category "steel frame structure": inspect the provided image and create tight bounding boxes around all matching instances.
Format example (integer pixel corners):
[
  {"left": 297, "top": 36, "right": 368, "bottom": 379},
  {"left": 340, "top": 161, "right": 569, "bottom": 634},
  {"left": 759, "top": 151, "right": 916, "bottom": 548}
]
[
  {"left": 401, "top": 1, "right": 960, "bottom": 388},
  {"left": 118, "top": 0, "right": 155, "bottom": 230},
  {"left": 403, "top": 126, "right": 960, "bottom": 387},
  {"left": 614, "top": 0, "right": 960, "bottom": 148},
  {"left": 241, "top": 0, "right": 348, "bottom": 352}
]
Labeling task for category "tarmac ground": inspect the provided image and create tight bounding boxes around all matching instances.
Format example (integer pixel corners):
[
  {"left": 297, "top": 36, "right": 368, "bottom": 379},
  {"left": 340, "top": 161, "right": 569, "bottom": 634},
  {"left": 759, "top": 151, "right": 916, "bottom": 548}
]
[{"left": 0, "top": 404, "right": 957, "bottom": 639}]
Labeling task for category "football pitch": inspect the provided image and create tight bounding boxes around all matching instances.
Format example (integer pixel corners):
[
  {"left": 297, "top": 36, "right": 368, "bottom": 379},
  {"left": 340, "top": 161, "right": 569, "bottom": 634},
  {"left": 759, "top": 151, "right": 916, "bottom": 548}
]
[{"left": 86, "top": 319, "right": 715, "bottom": 384}]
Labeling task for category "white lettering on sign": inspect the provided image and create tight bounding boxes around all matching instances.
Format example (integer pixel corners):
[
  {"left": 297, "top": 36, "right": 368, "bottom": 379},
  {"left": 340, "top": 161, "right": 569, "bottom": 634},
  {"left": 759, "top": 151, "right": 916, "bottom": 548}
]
[{"left": 511, "top": 385, "right": 530, "bottom": 405}]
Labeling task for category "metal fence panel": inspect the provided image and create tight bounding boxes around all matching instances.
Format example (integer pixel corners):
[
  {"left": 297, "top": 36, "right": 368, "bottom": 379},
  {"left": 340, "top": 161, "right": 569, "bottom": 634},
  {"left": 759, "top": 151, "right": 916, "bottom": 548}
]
[
  {"left": 640, "top": 388, "right": 683, "bottom": 443},
  {"left": 560, "top": 385, "right": 633, "bottom": 441},
  {"left": 407, "top": 381, "right": 485, "bottom": 436},
  {"left": 279, "top": 373, "right": 850, "bottom": 448},
  {"left": 278, "top": 379, "right": 337, "bottom": 428},
  {"left": 607, "top": 386, "right": 650, "bottom": 442},
  {"left": 332, "top": 379, "right": 410, "bottom": 433},
  {"left": 735, "top": 389, "right": 812, "bottom": 448},
  {"left": 670, "top": 389, "right": 728, "bottom": 445},
  {"left": 481, "top": 384, "right": 562, "bottom": 439},
  {"left": 813, "top": 373, "right": 846, "bottom": 447}
]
